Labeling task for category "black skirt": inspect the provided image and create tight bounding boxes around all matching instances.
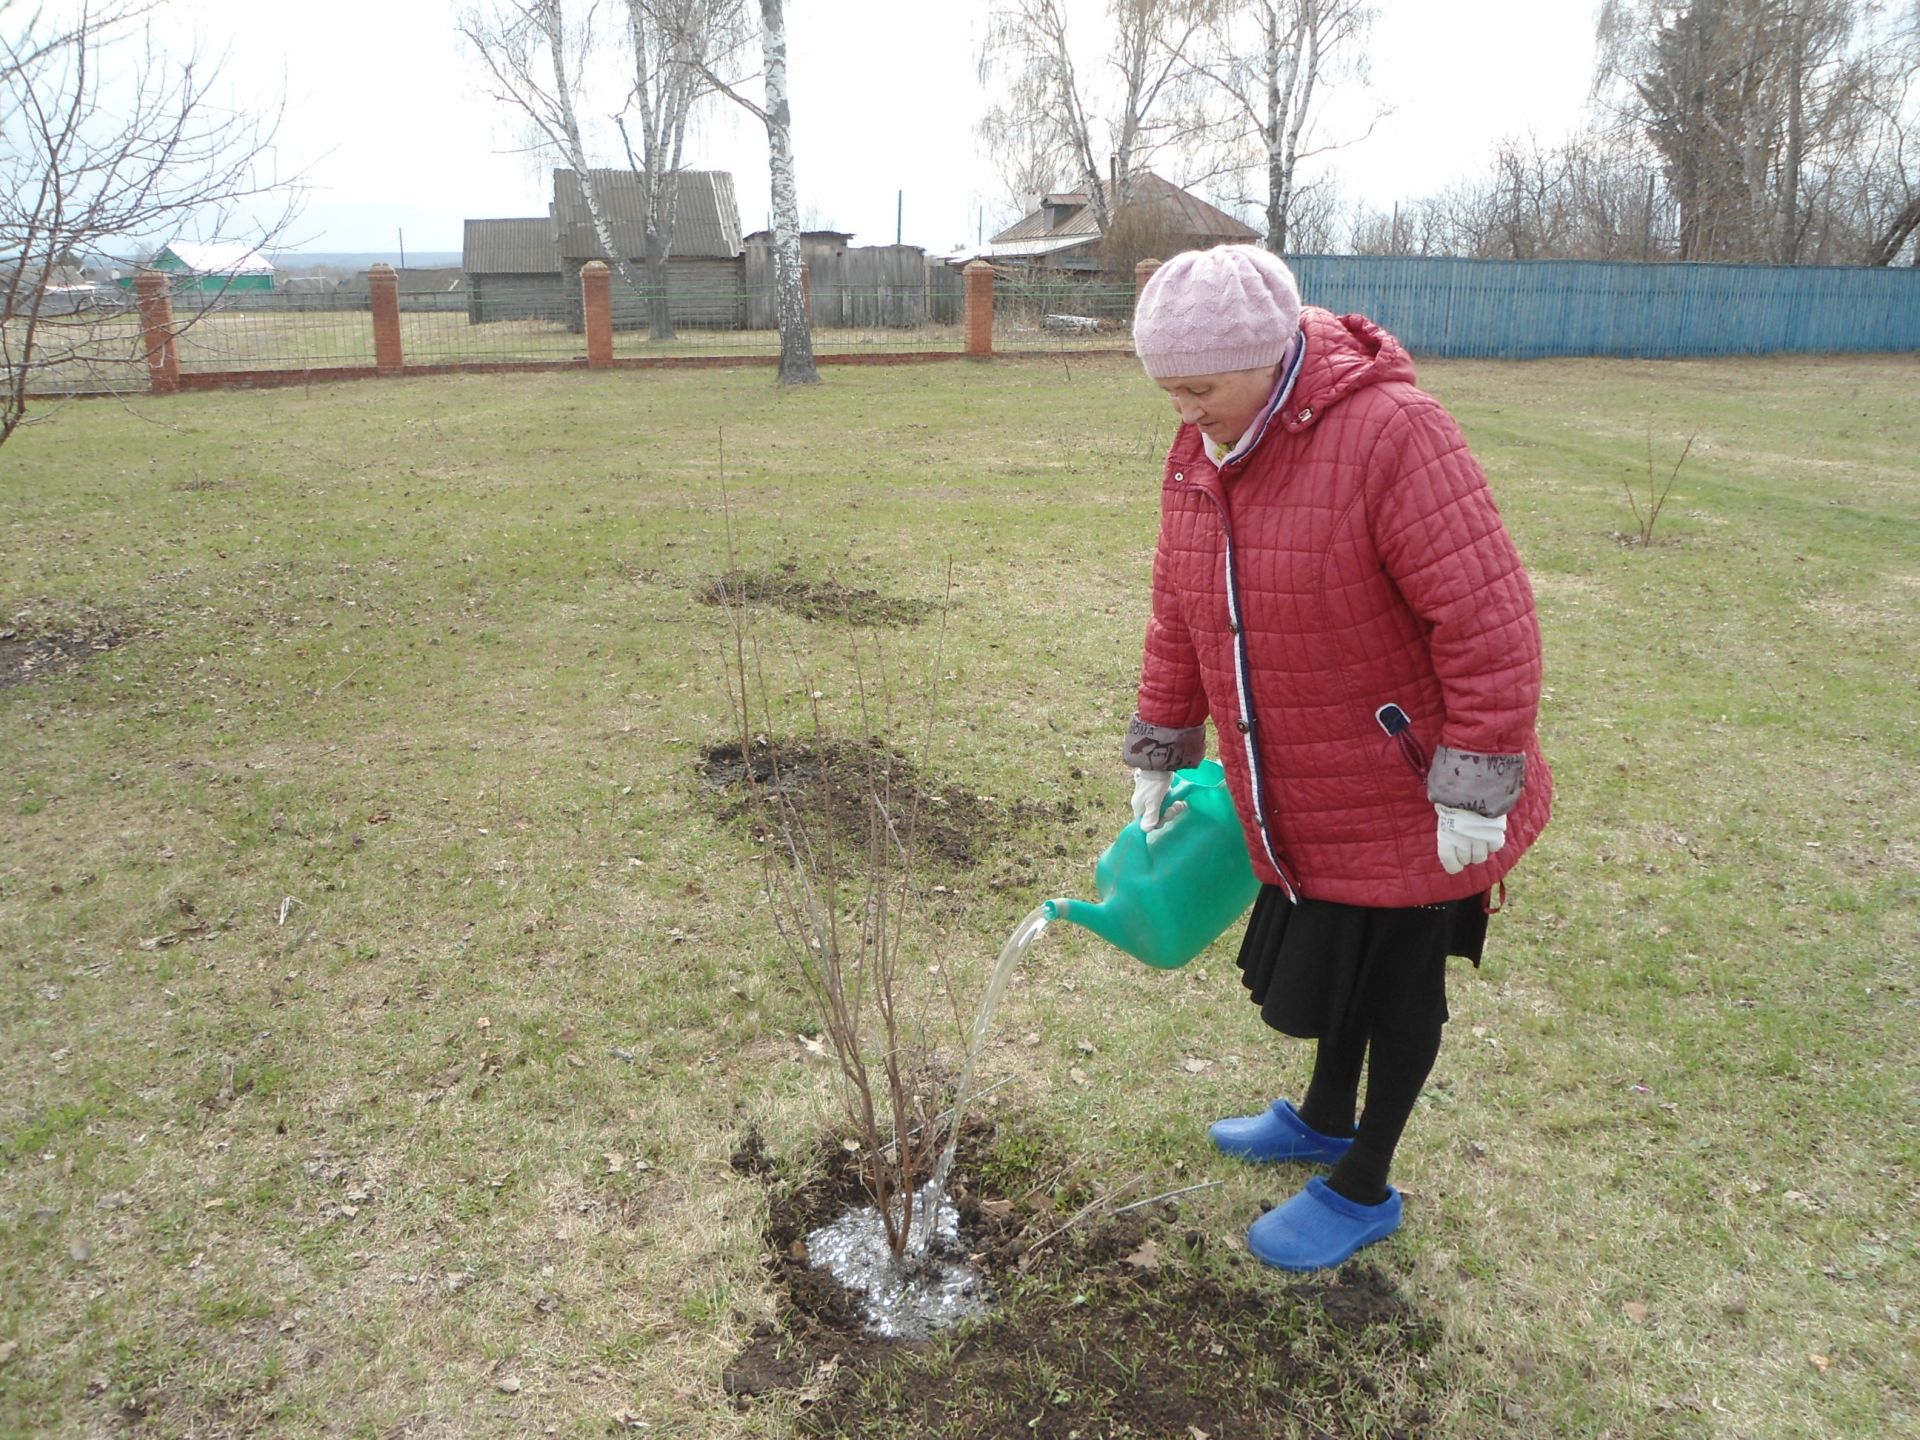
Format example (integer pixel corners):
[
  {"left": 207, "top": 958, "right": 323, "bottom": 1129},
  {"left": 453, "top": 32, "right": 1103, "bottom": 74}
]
[{"left": 1235, "top": 886, "right": 1489, "bottom": 1040}]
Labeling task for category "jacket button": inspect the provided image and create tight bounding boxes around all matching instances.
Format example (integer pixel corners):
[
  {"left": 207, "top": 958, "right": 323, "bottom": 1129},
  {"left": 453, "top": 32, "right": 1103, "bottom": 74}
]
[
  {"left": 1173, "top": 470, "right": 1184, "bottom": 482},
  {"left": 1229, "top": 621, "right": 1241, "bottom": 635},
  {"left": 1236, "top": 719, "right": 1251, "bottom": 734}
]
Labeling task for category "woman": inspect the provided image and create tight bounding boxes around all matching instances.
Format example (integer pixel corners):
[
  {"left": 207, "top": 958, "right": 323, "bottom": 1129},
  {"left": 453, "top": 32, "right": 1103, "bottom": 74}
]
[{"left": 1123, "top": 244, "right": 1551, "bottom": 1271}]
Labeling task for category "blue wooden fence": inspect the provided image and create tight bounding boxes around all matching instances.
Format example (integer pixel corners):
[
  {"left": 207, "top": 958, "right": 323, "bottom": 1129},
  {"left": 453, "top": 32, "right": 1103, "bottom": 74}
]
[{"left": 1282, "top": 255, "right": 1920, "bottom": 359}]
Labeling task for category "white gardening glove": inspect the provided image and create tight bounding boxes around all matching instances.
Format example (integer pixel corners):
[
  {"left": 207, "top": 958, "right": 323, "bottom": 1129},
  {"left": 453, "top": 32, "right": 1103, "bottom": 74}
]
[
  {"left": 1130, "top": 768, "right": 1174, "bottom": 832},
  {"left": 1435, "top": 804, "right": 1507, "bottom": 875}
]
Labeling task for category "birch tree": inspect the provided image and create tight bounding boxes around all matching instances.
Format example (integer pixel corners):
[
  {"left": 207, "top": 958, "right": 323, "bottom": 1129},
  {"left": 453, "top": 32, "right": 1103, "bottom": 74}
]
[
  {"left": 978, "top": 0, "right": 1208, "bottom": 234},
  {"left": 617, "top": 0, "right": 748, "bottom": 337},
  {"left": 458, "top": 0, "right": 629, "bottom": 282},
  {"left": 1183, "top": 0, "right": 1380, "bottom": 253},
  {"left": 679, "top": 0, "right": 815, "bottom": 383},
  {"left": 1, "top": 0, "right": 296, "bottom": 446}
]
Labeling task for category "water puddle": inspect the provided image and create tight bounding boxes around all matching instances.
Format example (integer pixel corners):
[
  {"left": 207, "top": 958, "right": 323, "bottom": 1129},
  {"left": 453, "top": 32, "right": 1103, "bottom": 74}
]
[{"left": 804, "top": 1182, "right": 990, "bottom": 1340}]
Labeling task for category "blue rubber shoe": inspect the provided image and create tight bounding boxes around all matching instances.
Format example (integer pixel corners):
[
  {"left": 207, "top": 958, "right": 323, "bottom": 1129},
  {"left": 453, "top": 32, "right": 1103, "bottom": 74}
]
[
  {"left": 1209, "top": 1099, "right": 1355, "bottom": 1165},
  {"left": 1247, "top": 1176, "right": 1403, "bottom": 1271}
]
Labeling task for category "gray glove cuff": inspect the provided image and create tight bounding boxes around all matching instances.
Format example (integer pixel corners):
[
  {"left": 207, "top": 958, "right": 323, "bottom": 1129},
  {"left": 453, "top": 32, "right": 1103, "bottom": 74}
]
[
  {"left": 1426, "top": 746, "right": 1526, "bottom": 818},
  {"left": 1123, "top": 714, "right": 1207, "bottom": 772}
]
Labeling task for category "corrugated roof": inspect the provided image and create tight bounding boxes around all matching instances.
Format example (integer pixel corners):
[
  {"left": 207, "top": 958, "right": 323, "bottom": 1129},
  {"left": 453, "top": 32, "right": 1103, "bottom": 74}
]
[
  {"left": 992, "top": 196, "right": 1099, "bottom": 245},
  {"left": 463, "top": 217, "right": 561, "bottom": 275},
  {"left": 552, "top": 170, "right": 742, "bottom": 260},
  {"left": 987, "top": 173, "right": 1257, "bottom": 252}
]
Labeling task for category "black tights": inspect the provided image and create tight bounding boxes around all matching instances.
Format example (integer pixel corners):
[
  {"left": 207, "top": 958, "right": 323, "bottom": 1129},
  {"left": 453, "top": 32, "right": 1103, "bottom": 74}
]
[{"left": 1297, "top": 1021, "right": 1443, "bottom": 1207}]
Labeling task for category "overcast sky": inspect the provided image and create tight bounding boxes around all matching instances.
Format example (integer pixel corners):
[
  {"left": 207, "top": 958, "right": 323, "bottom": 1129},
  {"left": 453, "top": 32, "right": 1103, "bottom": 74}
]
[{"left": 155, "top": 0, "right": 1605, "bottom": 257}]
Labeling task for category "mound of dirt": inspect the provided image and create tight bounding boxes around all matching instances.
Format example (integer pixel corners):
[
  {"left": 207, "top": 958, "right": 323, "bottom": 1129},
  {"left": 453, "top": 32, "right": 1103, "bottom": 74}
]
[
  {"left": 701, "top": 737, "right": 991, "bottom": 871},
  {"left": 0, "top": 617, "right": 130, "bottom": 689},
  {"left": 701, "top": 561, "right": 936, "bottom": 628},
  {"left": 727, "top": 1125, "right": 1443, "bottom": 1439}
]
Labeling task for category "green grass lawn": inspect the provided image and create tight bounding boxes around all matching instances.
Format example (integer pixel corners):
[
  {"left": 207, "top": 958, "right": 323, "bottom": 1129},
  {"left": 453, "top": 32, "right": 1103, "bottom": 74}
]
[{"left": 1, "top": 352, "right": 1916, "bottom": 1438}]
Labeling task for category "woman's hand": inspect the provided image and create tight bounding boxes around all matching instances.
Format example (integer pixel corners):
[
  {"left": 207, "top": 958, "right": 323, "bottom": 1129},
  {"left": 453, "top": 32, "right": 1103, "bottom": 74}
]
[
  {"left": 1130, "top": 769, "right": 1174, "bottom": 832},
  {"left": 1435, "top": 804, "right": 1507, "bottom": 874}
]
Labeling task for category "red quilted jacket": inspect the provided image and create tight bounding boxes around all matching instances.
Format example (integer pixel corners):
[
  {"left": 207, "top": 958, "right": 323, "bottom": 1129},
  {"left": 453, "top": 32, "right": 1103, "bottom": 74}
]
[{"left": 1134, "top": 307, "right": 1551, "bottom": 907}]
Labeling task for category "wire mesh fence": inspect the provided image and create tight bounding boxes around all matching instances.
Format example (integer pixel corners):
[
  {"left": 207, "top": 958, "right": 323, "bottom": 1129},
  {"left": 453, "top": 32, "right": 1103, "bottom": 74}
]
[
  {"left": 7, "top": 296, "right": 149, "bottom": 395},
  {"left": 12, "top": 269, "right": 1116, "bottom": 396},
  {"left": 991, "top": 279, "right": 1138, "bottom": 354}
]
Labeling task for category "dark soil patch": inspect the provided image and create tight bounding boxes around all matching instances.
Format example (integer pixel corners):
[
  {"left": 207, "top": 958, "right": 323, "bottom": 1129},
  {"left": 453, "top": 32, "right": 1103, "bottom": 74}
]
[
  {"left": 701, "top": 561, "right": 936, "bottom": 628},
  {"left": 727, "top": 1125, "right": 1443, "bottom": 1439},
  {"left": 701, "top": 737, "right": 996, "bottom": 871},
  {"left": 0, "top": 622, "right": 129, "bottom": 689}
]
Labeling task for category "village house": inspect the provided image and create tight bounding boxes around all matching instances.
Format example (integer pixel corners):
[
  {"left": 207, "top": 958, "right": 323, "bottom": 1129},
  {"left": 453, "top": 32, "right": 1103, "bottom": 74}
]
[{"left": 977, "top": 173, "right": 1259, "bottom": 275}]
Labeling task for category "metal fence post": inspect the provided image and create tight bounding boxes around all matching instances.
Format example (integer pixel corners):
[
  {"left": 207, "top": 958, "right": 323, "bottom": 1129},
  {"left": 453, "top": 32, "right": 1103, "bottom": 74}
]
[
  {"left": 369, "top": 264, "right": 403, "bottom": 374},
  {"left": 965, "top": 259, "right": 995, "bottom": 358},
  {"left": 134, "top": 270, "right": 180, "bottom": 393},
  {"left": 581, "top": 261, "right": 614, "bottom": 366}
]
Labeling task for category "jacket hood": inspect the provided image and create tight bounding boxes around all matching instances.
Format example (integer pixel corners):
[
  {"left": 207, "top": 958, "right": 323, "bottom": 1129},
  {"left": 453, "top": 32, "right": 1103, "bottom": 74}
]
[{"left": 1279, "top": 307, "right": 1416, "bottom": 434}]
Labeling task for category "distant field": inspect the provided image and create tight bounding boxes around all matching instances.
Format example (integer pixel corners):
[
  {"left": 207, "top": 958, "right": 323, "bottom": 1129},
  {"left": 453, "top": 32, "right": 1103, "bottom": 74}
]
[{"left": 1, "top": 353, "right": 1915, "bottom": 1438}]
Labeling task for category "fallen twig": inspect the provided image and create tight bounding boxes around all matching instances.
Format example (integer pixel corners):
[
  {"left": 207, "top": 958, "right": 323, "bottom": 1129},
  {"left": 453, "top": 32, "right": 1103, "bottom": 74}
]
[
  {"left": 1024, "top": 1175, "right": 1145, "bottom": 1256},
  {"left": 1111, "top": 1179, "right": 1225, "bottom": 1217}
]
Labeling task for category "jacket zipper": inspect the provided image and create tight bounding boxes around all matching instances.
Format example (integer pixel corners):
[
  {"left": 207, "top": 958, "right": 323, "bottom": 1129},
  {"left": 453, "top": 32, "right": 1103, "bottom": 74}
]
[{"left": 1187, "top": 477, "right": 1302, "bottom": 903}]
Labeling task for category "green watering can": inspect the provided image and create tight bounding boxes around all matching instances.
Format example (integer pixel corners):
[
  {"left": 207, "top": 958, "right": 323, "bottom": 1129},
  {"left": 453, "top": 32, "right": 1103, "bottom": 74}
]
[{"left": 1044, "top": 760, "right": 1262, "bottom": 970}]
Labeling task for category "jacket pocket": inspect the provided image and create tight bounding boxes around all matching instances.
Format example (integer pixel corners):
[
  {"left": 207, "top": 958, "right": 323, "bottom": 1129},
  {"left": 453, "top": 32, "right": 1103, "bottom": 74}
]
[{"left": 1374, "top": 702, "right": 1430, "bottom": 780}]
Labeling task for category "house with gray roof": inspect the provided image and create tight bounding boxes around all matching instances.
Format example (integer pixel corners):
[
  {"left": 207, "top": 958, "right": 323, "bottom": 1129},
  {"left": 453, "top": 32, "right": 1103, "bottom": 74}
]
[
  {"left": 463, "top": 171, "right": 745, "bottom": 328},
  {"left": 976, "top": 173, "right": 1258, "bottom": 274},
  {"left": 463, "top": 217, "right": 566, "bottom": 323},
  {"left": 552, "top": 169, "right": 745, "bottom": 328}
]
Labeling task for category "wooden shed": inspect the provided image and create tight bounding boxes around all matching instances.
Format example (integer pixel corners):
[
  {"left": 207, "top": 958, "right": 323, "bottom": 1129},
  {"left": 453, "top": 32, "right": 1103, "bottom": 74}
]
[{"left": 463, "top": 218, "right": 567, "bottom": 324}]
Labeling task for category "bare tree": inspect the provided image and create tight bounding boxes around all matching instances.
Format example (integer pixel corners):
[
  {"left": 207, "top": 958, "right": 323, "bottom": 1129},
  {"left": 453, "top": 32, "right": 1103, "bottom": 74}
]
[
  {"left": 1594, "top": 0, "right": 1910, "bottom": 263},
  {"left": 616, "top": 0, "right": 749, "bottom": 338},
  {"left": 681, "top": 0, "right": 817, "bottom": 383},
  {"left": 979, "top": 0, "right": 1208, "bottom": 235},
  {"left": 1, "top": 0, "right": 296, "bottom": 446},
  {"left": 1183, "top": 0, "right": 1381, "bottom": 253},
  {"left": 458, "top": 0, "right": 631, "bottom": 283}
]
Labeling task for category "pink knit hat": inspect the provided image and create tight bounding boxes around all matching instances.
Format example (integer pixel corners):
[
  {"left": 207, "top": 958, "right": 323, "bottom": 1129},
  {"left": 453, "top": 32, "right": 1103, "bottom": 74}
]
[{"left": 1133, "top": 244, "right": 1302, "bottom": 379}]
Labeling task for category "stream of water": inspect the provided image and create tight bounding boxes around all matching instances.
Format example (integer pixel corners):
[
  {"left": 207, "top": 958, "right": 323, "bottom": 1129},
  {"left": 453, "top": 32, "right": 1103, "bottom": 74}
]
[
  {"left": 921, "top": 902, "right": 1053, "bottom": 1225},
  {"left": 805, "top": 902, "right": 1055, "bottom": 1336}
]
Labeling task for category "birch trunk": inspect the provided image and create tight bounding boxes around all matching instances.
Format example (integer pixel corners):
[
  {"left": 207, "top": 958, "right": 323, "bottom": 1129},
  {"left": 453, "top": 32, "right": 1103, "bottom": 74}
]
[
  {"left": 760, "top": 0, "right": 818, "bottom": 383},
  {"left": 537, "top": 2, "right": 632, "bottom": 289}
]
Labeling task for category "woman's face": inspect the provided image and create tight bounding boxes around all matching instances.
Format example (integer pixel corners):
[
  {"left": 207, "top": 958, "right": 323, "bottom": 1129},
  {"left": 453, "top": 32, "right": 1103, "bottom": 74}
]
[{"left": 1155, "top": 364, "right": 1282, "bottom": 448}]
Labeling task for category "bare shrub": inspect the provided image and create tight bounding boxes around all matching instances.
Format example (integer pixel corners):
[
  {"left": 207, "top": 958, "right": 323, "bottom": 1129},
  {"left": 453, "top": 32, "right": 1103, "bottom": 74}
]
[
  {"left": 710, "top": 448, "right": 959, "bottom": 1257},
  {"left": 1624, "top": 422, "right": 1696, "bottom": 546}
]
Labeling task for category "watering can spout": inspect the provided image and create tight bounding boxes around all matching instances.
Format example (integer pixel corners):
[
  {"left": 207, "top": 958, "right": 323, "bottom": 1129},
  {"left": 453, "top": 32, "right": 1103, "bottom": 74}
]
[
  {"left": 1043, "top": 895, "right": 1126, "bottom": 952},
  {"left": 1044, "top": 760, "right": 1262, "bottom": 971}
]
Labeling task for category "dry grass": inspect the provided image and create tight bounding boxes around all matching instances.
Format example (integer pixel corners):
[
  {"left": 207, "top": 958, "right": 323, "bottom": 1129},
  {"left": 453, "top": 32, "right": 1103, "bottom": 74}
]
[{"left": 2, "top": 352, "right": 1916, "bottom": 1438}]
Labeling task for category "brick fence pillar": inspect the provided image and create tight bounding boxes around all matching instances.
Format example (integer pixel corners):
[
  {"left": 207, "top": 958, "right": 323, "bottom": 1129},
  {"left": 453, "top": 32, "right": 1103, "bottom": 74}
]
[
  {"left": 134, "top": 270, "right": 180, "bottom": 394},
  {"left": 964, "top": 259, "right": 995, "bottom": 358},
  {"left": 1133, "top": 258, "right": 1163, "bottom": 358},
  {"left": 581, "top": 261, "right": 614, "bottom": 366},
  {"left": 801, "top": 262, "right": 813, "bottom": 327},
  {"left": 369, "top": 264, "right": 403, "bottom": 374}
]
